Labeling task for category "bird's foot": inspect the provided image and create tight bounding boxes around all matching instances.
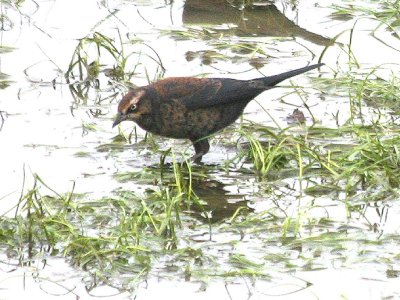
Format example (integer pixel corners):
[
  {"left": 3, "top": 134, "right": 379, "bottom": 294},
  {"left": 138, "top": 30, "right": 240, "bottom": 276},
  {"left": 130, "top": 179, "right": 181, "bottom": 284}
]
[
  {"left": 191, "top": 138, "right": 209, "bottom": 164},
  {"left": 191, "top": 152, "right": 204, "bottom": 164}
]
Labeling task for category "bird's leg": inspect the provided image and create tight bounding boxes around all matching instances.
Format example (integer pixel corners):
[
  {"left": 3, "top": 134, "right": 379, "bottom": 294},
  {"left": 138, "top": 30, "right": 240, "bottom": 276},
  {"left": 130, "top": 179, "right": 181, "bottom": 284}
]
[{"left": 191, "top": 138, "right": 210, "bottom": 163}]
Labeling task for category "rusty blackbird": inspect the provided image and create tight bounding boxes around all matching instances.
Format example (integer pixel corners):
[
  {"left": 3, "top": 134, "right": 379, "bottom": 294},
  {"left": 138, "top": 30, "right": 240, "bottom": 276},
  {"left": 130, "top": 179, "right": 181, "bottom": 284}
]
[{"left": 113, "top": 63, "right": 323, "bottom": 162}]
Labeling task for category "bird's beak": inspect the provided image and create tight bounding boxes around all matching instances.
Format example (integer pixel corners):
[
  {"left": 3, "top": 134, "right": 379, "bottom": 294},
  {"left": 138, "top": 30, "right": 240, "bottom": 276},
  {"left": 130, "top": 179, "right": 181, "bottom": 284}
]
[{"left": 112, "top": 112, "right": 125, "bottom": 128}]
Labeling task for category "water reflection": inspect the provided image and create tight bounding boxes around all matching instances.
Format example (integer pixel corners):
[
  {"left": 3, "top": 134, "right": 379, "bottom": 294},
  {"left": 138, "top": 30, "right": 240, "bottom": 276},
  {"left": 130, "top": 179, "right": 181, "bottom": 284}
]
[
  {"left": 115, "top": 165, "right": 253, "bottom": 223},
  {"left": 189, "top": 177, "right": 253, "bottom": 222},
  {"left": 183, "top": 0, "right": 333, "bottom": 46}
]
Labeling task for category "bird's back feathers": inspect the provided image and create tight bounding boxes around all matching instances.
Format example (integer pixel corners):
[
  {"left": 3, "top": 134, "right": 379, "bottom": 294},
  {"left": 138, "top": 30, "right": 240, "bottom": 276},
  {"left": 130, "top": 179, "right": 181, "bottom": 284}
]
[{"left": 147, "top": 63, "right": 323, "bottom": 110}]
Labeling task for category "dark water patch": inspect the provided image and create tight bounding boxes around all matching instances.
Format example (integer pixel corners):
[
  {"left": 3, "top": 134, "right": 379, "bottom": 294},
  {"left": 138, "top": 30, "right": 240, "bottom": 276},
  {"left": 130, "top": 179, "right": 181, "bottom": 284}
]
[{"left": 183, "top": 0, "right": 333, "bottom": 45}]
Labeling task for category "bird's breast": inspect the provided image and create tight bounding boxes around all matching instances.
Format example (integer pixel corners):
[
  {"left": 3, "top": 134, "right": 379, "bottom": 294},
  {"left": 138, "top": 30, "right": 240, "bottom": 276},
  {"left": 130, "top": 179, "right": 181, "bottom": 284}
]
[{"left": 134, "top": 99, "right": 248, "bottom": 140}]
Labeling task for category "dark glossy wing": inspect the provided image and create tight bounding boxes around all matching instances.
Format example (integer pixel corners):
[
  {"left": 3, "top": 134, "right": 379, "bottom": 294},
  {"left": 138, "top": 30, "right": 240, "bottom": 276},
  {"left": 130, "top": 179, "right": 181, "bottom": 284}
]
[
  {"left": 150, "top": 77, "right": 253, "bottom": 109},
  {"left": 150, "top": 63, "right": 323, "bottom": 110},
  {"left": 182, "top": 63, "right": 324, "bottom": 109},
  {"left": 150, "top": 77, "right": 220, "bottom": 100},
  {"left": 180, "top": 78, "right": 262, "bottom": 109}
]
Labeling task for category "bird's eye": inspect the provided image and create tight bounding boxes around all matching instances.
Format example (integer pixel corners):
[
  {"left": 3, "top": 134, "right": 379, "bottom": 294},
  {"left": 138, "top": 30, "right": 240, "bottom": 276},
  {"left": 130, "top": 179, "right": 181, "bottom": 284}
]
[{"left": 128, "top": 105, "right": 137, "bottom": 113}]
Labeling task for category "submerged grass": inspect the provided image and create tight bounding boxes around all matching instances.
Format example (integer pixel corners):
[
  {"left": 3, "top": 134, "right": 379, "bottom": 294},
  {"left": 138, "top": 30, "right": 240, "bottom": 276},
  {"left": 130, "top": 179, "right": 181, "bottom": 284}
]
[
  {"left": 239, "top": 122, "right": 400, "bottom": 189},
  {"left": 163, "top": 27, "right": 277, "bottom": 68},
  {"left": 332, "top": 0, "right": 400, "bottom": 34},
  {"left": 0, "top": 165, "right": 207, "bottom": 289}
]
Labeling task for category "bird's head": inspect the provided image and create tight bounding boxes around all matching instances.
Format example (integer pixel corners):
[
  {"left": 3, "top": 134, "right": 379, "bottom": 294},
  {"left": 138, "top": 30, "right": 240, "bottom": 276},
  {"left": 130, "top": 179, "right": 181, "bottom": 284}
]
[{"left": 113, "top": 88, "right": 149, "bottom": 127}]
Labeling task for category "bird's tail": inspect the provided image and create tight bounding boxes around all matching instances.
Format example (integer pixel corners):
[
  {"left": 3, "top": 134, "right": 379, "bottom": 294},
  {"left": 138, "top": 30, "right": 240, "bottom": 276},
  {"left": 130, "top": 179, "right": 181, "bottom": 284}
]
[{"left": 252, "top": 63, "right": 324, "bottom": 88}]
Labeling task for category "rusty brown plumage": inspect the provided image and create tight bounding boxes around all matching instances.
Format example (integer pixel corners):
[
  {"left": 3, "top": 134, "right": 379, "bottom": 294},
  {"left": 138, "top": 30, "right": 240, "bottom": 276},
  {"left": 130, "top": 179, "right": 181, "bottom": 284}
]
[{"left": 113, "top": 63, "right": 323, "bottom": 163}]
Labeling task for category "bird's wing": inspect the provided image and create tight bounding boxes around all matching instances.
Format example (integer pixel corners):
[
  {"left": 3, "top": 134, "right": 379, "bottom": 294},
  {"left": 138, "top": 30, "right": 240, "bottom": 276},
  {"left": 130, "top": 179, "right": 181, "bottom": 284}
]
[
  {"left": 181, "top": 78, "right": 266, "bottom": 109},
  {"left": 150, "top": 64, "right": 323, "bottom": 110},
  {"left": 151, "top": 77, "right": 261, "bottom": 110},
  {"left": 150, "top": 77, "right": 221, "bottom": 100},
  {"left": 150, "top": 77, "right": 223, "bottom": 109}
]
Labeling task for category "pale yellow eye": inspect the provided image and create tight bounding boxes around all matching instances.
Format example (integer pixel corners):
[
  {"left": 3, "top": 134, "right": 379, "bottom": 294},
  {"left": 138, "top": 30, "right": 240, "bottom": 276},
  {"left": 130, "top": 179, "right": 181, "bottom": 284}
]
[{"left": 128, "top": 104, "right": 137, "bottom": 113}]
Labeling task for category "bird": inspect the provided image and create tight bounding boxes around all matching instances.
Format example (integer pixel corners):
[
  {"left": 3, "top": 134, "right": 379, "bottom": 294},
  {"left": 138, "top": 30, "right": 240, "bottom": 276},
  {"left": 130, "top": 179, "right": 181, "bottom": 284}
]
[{"left": 113, "top": 63, "right": 323, "bottom": 163}]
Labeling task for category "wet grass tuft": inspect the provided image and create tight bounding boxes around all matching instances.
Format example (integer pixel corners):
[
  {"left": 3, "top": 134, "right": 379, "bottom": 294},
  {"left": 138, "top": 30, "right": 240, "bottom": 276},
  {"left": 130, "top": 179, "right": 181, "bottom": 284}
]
[
  {"left": 238, "top": 122, "right": 400, "bottom": 190},
  {"left": 332, "top": 0, "right": 400, "bottom": 37},
  {"left": 0, "top": 169, "right": 205, "bottom": 289},
  {"left": 64, "top": 29, "right": 165, "bottom": 105}
]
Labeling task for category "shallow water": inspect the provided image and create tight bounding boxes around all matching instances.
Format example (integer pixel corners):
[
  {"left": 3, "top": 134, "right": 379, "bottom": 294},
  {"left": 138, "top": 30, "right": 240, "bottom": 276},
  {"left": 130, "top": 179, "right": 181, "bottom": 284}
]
[{"left": 1, "top": 0, "right": 400, "bottom": 299}]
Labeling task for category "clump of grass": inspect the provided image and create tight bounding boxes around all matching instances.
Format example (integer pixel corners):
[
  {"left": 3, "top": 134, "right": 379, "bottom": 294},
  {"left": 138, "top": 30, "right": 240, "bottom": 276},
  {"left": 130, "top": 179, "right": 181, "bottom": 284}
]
[
  {"left": 360, "top": 75, "right": 400, "bottom": 114},
  {"left": 331, "top": 1, "right": 400, "bottom": 40},
  {"left": 239, "top": 122, "right": 400, "bottom": 190},
  {"left": 66, "top": 29, "right": 166, "bottom": 84},
  {"left": 163, "top": 27, "right": 275, "bottom": 68},
  {"left": 161, "top": 27, "right": 218, "bottom": 41},
  {"left": 0, "top": 71, "right": 13, "bottom": 89},
  {"left": 315, "top": 68, "right": 400, "bottom": 98},
  {"left": 238, "top": 128, "right": 290, "bottom": 179},
  {"left": 65, "top": 31, "right": 134, "bottom": 84},
  {"left": 65, "top": 30, "right": 132, "bottom": 105},
  {"left": 65, "top": 29, "right": 165, "bottom": 105},
  {"left": 0, "top": 166, "right": 205, "bottom": 290}
]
